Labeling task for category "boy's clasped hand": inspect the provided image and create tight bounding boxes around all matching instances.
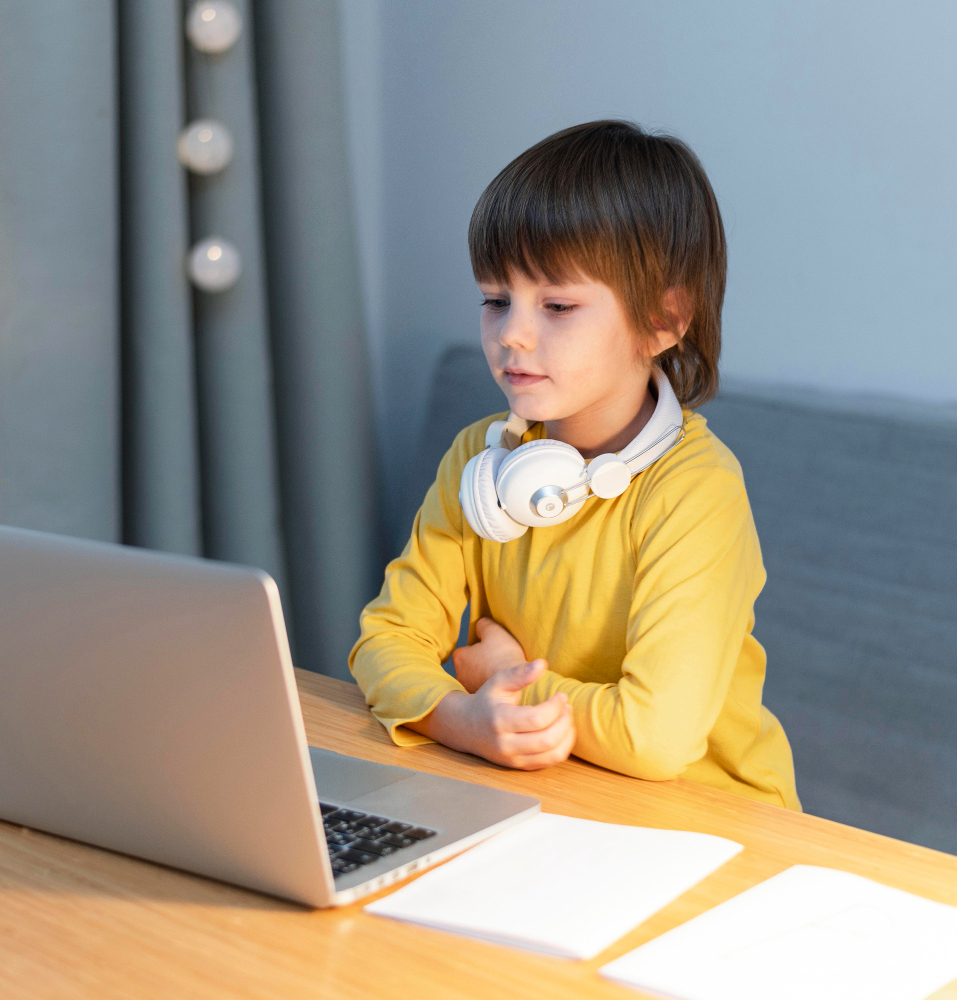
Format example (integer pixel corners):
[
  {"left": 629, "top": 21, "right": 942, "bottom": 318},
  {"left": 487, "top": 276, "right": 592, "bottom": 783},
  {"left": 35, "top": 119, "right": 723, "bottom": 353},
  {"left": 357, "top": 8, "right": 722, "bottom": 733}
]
[
  {"left": 409, "top": 618, "right": 575, "bottom": 771},
  {"left": 451, "top": 617, "right": 529, "bottom": 693}
]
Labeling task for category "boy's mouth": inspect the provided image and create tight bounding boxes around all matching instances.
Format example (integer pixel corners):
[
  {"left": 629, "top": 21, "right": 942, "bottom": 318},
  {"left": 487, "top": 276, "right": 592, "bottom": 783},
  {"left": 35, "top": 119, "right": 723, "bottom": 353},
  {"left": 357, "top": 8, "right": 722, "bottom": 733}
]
[{"left": 503, "top": 368, "right": 548, "bottom": 387}]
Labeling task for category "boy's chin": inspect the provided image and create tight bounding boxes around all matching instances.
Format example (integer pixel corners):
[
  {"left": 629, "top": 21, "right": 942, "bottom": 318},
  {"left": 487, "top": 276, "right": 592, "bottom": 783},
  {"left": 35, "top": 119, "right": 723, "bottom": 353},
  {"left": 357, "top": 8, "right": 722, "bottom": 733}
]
[{"left": 507, "top": 399, "right": 557, "bottom": 423}]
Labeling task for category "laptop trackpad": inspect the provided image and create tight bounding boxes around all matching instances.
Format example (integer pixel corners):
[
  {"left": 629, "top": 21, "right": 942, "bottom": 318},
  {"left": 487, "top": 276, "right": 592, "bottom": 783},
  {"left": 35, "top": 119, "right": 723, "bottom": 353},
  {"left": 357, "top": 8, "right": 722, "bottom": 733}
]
[{"left": 308, "top": 746, "right": 417, "bottom": 805}]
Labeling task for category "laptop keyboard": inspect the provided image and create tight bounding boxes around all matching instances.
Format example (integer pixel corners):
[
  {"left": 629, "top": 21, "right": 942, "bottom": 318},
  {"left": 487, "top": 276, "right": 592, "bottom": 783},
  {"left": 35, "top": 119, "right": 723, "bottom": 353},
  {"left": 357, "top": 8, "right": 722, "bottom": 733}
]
[{"left": 320, "top": 801, "right": 437, "bottom": 878}]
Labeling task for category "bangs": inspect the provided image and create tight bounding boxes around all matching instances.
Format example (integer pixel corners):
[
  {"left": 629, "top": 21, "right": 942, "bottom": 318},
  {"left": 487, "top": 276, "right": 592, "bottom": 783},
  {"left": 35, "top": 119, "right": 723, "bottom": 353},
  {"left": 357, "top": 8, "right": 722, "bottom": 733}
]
[
  {"left": 468, "top": 131, "right": 627, "bottom": 290},
  {"left": 469, "top": 190, "right": 602, "bottom": 290}
]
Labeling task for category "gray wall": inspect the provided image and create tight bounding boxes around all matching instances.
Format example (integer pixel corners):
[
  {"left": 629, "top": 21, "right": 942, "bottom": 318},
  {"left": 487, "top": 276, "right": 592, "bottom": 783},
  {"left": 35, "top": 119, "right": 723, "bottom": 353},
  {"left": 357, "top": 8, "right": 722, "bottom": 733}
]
[{"left": 339, "top": 0, "right": 957, "bottom": 541}]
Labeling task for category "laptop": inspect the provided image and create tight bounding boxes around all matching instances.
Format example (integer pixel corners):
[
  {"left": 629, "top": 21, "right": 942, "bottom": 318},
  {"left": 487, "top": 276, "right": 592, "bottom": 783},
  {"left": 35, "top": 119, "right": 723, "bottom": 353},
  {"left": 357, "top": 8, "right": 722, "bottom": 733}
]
[{"left": 0, "top": 525, "right": 539, "bottom": 907}]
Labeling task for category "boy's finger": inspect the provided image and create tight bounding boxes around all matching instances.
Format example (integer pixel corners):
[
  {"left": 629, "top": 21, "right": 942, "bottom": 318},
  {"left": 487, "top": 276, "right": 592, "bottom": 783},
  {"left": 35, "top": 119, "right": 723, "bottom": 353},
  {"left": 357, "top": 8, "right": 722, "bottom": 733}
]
[
  {"left": 504, "top": 704, "right": 573, "bottom": 754},
  {"left": 489, "top": 657, "right": 547, "bottom": 694},
  {"left": 511, "top": 724, "right": 577, "bottom": 771},
  {"left": 498, "top": 692, "right": 568, "bottom": 734},
  {"left": 474, "top": 617, "right": 495, "bottom": 639}
]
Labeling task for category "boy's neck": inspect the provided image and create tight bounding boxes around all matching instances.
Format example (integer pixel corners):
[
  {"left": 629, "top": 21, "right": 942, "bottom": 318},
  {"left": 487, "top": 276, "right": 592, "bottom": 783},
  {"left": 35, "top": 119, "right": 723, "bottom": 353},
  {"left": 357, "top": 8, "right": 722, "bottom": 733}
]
[{"left": 542, "top": 377, "right": 658, "bottom": 460}]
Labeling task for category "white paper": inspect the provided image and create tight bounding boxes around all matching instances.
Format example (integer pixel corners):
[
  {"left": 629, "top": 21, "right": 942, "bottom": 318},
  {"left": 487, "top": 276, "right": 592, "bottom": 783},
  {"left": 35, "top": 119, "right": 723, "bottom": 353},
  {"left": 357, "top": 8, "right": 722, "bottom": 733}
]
[
  {"left": 364, "top": 812, "right": 742, "bottom": 960},
  {"left": 599, "top": 864, "right": 957, "bottom": 1000}
]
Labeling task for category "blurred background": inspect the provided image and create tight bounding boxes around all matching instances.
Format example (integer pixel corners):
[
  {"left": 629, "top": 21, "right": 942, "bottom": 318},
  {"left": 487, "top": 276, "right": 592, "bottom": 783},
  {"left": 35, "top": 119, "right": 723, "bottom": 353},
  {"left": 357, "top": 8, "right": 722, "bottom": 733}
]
[{"left": 1, "top": 2, "right": 954, "bottom": 851}]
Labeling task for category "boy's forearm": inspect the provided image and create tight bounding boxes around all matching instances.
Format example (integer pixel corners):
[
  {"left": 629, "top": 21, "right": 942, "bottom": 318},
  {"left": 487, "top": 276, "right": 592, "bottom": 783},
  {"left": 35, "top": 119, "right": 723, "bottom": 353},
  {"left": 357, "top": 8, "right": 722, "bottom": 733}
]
[
  {"left": 350, "top": 628, "right": 470, "bottom": 746},
  {"left": 405, "top": 690, "right": 476, "bottom": 752}
]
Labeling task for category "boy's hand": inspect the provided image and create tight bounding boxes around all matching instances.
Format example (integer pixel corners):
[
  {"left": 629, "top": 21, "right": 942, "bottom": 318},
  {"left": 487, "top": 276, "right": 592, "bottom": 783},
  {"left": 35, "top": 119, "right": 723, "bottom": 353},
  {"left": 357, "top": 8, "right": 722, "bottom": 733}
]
[
  {"left": 452, "top": 617, "right": 528, "bottom": 693},
  {"left": 408, "top": 658, "right": 576, "bottom": 770}
]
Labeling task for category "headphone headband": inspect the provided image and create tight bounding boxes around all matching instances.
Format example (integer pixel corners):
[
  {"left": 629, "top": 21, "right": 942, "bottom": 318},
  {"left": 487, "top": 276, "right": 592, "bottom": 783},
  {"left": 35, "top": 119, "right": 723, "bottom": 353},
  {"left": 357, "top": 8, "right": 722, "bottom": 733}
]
[
  {"left": 484, "top": 412, "right": 531, "bottom": 451},
  {"left": 617, "top": 366, "right": 684, "bottom": 465}
]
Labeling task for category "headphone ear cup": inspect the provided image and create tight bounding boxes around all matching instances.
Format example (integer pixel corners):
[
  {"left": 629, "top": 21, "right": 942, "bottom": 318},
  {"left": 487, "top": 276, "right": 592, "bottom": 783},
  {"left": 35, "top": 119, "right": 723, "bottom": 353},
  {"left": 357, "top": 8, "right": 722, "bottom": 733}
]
[
  {"left": 459, "top": 448, "right": 528, "bottom": 543},
  {"left": 495, "top": 439, "right": 588, "bottom": 528}
]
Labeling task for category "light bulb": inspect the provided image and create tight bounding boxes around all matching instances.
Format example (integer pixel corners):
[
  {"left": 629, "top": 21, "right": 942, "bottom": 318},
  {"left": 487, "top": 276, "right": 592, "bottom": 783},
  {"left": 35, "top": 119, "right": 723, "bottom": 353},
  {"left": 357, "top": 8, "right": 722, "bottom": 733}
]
[
  {"left": 188, "top": 237, "right": 241, "bottom": 292},
  {"left": 177, "top": 119, "right": 234, "bottom": 174},
  {"left": 186, "top": 1, "right": 242, "bottom": 54}
]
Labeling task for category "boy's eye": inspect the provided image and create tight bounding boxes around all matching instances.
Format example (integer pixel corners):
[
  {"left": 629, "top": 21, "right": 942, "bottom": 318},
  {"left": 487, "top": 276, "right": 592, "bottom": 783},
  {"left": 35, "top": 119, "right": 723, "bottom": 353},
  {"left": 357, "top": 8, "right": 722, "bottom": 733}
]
[{"left": 481, "top": 297, "right": 509, "bottom": 310}]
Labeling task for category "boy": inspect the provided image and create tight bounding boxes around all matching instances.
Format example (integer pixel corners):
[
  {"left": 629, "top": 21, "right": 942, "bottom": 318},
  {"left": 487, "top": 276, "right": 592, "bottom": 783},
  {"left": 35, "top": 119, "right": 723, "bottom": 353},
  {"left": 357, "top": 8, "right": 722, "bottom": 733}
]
[{"left": 349, "top": 120, "right": 799, "bottom": 809}]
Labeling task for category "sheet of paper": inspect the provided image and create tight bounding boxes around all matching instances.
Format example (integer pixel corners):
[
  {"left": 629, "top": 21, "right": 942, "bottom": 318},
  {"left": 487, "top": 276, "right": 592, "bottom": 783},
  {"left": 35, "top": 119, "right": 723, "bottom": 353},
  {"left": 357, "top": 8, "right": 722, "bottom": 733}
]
[
  {"left": 364, "top": 812, "right": 742, "bottom": 960},
  {"left": 599, "top": 864, "right": 957, "bottom": 1000}
]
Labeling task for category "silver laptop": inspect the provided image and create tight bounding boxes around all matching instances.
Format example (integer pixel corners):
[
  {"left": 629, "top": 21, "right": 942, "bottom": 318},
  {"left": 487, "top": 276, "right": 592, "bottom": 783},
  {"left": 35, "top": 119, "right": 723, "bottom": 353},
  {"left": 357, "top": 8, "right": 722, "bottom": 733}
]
[{"left": 0, "top": 525, "right": 539, "bottom": 906}]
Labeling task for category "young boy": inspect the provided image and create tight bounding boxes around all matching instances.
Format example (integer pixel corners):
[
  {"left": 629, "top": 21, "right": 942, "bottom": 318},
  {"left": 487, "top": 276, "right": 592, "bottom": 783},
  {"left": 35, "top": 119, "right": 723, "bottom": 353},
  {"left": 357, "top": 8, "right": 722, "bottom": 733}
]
[{"left": 349, "top": 120, "right": 800, "bottom": 810}]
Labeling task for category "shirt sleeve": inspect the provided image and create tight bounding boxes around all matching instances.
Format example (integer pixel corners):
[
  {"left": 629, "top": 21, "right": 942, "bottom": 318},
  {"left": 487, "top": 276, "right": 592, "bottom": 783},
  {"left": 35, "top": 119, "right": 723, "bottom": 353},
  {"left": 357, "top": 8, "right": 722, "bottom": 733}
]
[
  {"left": 519, "top": 466, "right": 766, "bottom": 780},
  {"left": 347, "top": 426, "right": 477, "bottom": 746}
]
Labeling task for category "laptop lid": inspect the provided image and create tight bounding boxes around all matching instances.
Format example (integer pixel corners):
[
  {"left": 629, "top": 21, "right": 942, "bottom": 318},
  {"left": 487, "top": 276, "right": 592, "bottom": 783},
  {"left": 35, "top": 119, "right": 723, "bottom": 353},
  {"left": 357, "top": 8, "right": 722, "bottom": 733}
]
[{"left": 0, "top": 525, "right": 334, "bottom": 907}]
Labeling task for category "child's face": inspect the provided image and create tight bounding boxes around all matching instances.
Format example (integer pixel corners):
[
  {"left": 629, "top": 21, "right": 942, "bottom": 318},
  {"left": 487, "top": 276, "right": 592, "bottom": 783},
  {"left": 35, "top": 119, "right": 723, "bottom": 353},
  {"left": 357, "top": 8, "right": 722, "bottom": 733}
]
[{"left": 478, "top": 270, "right": 651, "bottom": 426}]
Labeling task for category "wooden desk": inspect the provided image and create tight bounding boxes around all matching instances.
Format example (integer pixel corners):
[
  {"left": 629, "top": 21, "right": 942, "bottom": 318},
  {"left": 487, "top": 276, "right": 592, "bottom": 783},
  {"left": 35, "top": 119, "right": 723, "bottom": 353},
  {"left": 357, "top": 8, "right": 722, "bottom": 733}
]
[{"left": 2, "top": 671, "right": 956, "bottom": 1000}]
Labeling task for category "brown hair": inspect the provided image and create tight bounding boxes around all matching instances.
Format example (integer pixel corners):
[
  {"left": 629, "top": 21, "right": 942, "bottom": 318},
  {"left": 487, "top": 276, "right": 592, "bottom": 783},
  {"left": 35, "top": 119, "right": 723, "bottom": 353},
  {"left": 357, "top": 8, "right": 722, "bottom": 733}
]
[{"left": 468, "top": 120, "right": 726, "bottom": 406}]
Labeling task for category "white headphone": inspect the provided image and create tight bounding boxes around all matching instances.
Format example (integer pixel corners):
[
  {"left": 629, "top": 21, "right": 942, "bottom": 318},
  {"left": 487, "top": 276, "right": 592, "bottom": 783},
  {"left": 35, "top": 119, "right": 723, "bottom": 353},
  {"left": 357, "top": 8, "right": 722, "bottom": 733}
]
[{"left": 458, "top": 366, "right": 685, "bottom": 542}]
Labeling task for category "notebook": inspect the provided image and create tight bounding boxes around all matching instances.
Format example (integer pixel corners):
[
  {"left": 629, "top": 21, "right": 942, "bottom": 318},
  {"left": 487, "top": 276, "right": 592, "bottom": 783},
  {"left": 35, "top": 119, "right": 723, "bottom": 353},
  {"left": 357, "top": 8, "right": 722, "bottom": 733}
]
[
  {"left": 599, "top": 864, "right": 957, "bottom": 1000},
  {"left": 365, "top": 812, "right": 742, "bottom": 960}
]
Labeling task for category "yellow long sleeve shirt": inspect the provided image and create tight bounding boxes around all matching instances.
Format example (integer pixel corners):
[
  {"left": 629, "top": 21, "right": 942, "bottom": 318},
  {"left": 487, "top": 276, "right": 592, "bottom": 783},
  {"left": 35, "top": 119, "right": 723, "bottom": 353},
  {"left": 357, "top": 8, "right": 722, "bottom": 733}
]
[{"left": 349, "top": 409, "right": 800, "bottom": 810}]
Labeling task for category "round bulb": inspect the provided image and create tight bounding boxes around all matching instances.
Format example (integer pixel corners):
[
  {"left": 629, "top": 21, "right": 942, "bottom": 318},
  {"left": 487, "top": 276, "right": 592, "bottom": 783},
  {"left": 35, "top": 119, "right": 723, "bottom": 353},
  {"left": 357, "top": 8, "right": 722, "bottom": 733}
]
[
  {"left": 186, "top": 1, "right": 242, "bottom": 53},
  {"left": 177, "top": 119, "right": 234, "bottom": 174},
  {"left": 188, "top": 237, "right": 241, "bottom": 292}
]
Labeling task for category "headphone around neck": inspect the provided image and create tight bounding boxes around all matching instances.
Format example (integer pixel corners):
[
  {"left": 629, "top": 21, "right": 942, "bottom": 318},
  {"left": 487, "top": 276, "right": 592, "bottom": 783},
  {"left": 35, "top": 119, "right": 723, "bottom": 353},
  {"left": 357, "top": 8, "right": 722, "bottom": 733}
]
[{"left": 458, "top": 366, "right": 685, "bottom": 543}]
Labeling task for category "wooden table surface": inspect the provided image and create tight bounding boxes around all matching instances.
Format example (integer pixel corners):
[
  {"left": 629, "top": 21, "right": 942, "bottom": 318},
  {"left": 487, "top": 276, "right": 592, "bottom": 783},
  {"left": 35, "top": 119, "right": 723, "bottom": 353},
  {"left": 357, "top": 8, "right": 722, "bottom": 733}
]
[{"left": 2, "top": 670, "right": 956, "bottom": 999}]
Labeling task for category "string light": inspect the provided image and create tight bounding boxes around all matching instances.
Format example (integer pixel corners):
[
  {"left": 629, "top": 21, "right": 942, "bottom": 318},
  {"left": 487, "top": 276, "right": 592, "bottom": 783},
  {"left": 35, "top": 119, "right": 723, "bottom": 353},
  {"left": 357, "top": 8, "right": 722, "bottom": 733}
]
[
  {"left": 184, "top": 3, "right": 243, "bottom": 293},
  {"left": 186, "top": 1, "right": 242, "bottom": 54},
  {"left": 177, "top": 120, "right": 234, "bottom": 174},
  {"left": 188, "top": 237, "right": 242, "bottom": 292}
]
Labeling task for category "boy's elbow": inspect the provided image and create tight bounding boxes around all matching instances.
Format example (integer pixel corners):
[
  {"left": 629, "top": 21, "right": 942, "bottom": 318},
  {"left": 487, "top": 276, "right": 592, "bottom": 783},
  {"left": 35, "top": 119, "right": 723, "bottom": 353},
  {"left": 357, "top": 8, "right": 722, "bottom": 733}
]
[
  {"left": 621, "top": 753, "right": 686, "bottom": 782},
  {"left": 616, "top": 725, "right": 705, "bottom": 781}
]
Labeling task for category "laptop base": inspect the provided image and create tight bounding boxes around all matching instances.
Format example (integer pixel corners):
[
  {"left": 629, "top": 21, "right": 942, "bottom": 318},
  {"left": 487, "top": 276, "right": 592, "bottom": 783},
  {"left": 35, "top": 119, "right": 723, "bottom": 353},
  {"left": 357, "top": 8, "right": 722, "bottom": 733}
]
[{"left": 309, "top": 748, "right": 539, "bottom": 903}]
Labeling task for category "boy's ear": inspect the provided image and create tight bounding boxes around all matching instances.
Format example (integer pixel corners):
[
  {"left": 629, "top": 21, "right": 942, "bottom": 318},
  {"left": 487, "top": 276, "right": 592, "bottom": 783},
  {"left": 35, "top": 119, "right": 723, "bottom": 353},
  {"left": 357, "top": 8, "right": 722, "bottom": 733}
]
[{"left": 643, "top": 287, "right": 693, "bottom": 357}]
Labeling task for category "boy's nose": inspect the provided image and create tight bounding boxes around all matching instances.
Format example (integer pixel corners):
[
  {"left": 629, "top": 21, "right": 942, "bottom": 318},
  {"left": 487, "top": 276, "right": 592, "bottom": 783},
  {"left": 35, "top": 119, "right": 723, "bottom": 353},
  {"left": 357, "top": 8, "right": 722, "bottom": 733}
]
[{"left": 498, "top": 310, "right": 536, "bottom": 351}]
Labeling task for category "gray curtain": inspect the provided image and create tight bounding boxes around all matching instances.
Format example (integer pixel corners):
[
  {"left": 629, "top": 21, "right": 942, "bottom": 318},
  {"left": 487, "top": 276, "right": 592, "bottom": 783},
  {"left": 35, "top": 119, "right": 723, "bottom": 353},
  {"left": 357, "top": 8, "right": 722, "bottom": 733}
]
[
  {"left": 0, "top": 4, "right": 119, "bottom": 541},
  {"left": 0, "top": 0, "right": 382, "bottom": 679}
]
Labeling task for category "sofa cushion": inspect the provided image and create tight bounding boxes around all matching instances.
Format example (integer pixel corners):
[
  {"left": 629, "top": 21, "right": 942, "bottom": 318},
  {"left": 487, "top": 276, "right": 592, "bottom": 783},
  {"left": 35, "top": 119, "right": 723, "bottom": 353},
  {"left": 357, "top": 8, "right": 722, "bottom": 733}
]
[{"left": 700, "top": 389, "right": 957, "bottom": 854}]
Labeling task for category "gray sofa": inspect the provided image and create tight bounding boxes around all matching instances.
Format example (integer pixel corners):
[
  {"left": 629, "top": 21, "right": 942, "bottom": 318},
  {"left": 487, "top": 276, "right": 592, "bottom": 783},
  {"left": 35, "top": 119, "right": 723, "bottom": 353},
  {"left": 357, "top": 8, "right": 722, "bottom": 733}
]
[{"left": 396, "top": 345, "right": 957, "bottom": 855}]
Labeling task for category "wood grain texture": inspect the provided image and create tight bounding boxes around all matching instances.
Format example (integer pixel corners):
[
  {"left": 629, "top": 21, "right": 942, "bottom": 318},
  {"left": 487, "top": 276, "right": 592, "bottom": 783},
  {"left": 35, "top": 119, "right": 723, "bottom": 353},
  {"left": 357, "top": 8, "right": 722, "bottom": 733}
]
[{"left": 0, "top": 671, "right": 954, "bottom": 1000}]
